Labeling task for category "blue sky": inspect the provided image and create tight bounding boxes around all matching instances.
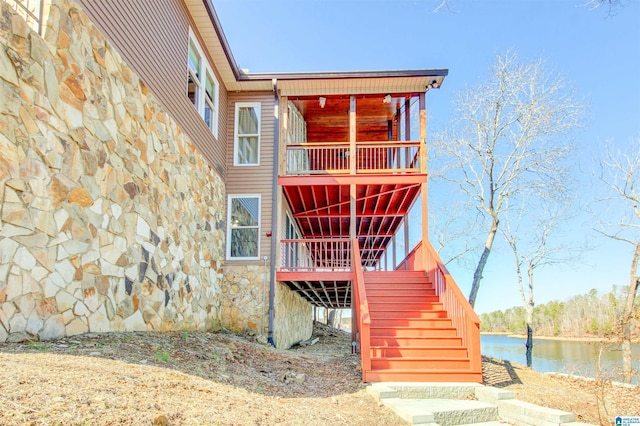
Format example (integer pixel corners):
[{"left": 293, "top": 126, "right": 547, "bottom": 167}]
[{"left": 214, "top": 0, "right": 640, "bottom": 314}]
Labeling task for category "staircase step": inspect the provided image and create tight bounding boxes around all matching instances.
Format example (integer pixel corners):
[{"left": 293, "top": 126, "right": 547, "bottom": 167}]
[
  {"left": 369, "top": 336, "right": 463, "bottom": 346},
  {"left": 371, "top": 318, "right": 453, "bottom": 328},
  {"left": 369, "top": 302, "right": 444, "bottom": 311},
  {"left": 364, "top": 271, "right": 427, "bottom": 278},
  {"left": 371, "top": 357, "right": 471, "bottom": 369},
  {"left": 371, "top": 327, "right": 458, "bottom": 337},
  {"left": 364, "top": 275, "right": 432, "bottom": 282},
  {"left": 366, "top": 288, "right": 436, "bottom": 296},
  {"left": 371, "top": 346, "right": 469, "bottom": 358},
  {"left": 368, "top": 295, "right": 440, "bottom": 303},
  {"left": 380, "top": 398, "right": 498, "bottom": 426},
  {"left": 369, "top": 309, "right": 448, "bottom": 319},
  {"left": 365, "top": 369, "right": 483, "bottom": 383}
]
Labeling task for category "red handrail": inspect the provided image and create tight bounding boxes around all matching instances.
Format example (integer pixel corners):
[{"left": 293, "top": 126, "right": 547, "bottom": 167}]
[
  {"left": 421, "top": 240, "right": 482, "bottom": 373},
  {"left": 352, "top": 238, "right": 371, "bottom": 379},
  {"left": 396, "top": 240, "right": 481, "bottom": 374}
]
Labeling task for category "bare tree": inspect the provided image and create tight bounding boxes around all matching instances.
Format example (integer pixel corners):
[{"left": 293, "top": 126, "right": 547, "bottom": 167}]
[
  {"left": 597, "top": 139, "right": 640, "bottom": 383},
  {"left": 435, "top": 52, "right": 584, "bottom": 307},
  {"left": 502, "top": 205, "right": 572, "bottom": 368}
]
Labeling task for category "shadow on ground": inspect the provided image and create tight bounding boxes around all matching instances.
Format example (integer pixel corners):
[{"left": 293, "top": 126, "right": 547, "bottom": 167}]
[{"left": 482, "top": 355, "right": 522, "bottom": 387}]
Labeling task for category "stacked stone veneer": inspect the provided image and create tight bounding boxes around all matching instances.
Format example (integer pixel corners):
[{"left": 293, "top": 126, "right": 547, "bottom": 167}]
[
  {"left": 0, "top": 1, "right": 226, "bottom": 342},
  {"left": 221, "top": 265, "right": 312, "bottom": 348},
  {"left": 273, "top": 281, "right": 312, "bottom": 349}
]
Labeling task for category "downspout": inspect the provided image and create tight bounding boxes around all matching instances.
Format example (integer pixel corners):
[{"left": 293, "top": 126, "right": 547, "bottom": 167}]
[{"left": 268, "top": 78, "right": 279, "bottom": 347}]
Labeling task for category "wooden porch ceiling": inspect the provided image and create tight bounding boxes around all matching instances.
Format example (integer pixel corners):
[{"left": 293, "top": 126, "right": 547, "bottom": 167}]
[
  {"left": 282, "top": 182, "right": 421, "bottom": 239},
  {"left": 289, "top": 94, "right": 418, "bottom": 143},
  {"left": 279, "top": 277, "right": 352, "bottom": 309}
]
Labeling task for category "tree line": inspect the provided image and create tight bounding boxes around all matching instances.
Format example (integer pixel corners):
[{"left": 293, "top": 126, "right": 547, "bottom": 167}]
[{"left": 480, "top": 286, "right": 640, "bottom": 339}]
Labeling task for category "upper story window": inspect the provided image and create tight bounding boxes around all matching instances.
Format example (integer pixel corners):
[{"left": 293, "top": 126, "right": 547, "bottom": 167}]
[
  {"left": 234, "top": 103, "right": 261, "bottom": 166},
  {"left": 187, "top": 33, "right": 219, "bottom": 138}
]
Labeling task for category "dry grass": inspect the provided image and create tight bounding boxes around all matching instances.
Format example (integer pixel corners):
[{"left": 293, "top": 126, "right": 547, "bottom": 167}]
[{"left": 0, "top": 325, "right": 638, "bottom": 425}]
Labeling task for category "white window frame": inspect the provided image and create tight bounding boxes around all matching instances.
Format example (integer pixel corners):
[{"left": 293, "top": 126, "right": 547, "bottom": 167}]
[
  {"left": 226, "top": 195, "right": 261, "bottom": 260},
  {"left": 187, "top": 30, "right": 219, "bottom": 138},
  {"left": 233, "top": 102, "right": 261, "bottom": 166}
]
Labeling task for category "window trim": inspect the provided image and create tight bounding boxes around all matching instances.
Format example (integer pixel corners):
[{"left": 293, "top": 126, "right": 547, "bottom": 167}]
[
  {"left": 187, "top": 30, "right": 219, "bottom": 138},
  {"left": 226, "top": 194, "right": 261, "bottom": 261},
  {"left": 233, "top": 102, "right": 261, "bottom": 167}
]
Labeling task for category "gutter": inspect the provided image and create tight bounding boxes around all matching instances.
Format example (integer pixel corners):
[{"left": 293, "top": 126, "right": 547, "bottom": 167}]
[{"left": 268, "top": 78, "right": 279, "bottom": 348}]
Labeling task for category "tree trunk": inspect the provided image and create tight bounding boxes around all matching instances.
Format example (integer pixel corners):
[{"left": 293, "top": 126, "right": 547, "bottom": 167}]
[
  {"left": 621, "top": 242, "right": 640, "bottom": 383},
  {"left": 525, "top": 310, "right": 534, "bottom": 368},
  {"left": 469, "top": 217, "right": 499, "bottom": 307},
  {"left": 327, "top": 309, "right": 342, "bottom": 329}
]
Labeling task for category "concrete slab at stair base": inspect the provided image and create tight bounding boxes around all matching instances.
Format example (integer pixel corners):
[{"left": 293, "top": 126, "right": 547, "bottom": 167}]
[
  {"left": 495, "top": 399, "right": 576, "bottom": 426},
  {"left": 381, "top": 398, "right": 499, "bottom": 426},
  {"left": 368, "top": 383, "right": 596, "bottom": 426},
  {"left": 369, "top": 382, "right": 483, "bottom": 400},
  {"left": 474, "top": 386, "right": 585, "bottom": 426}
]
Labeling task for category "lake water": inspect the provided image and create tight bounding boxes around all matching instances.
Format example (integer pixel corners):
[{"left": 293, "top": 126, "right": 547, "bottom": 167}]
[{"left": 481, "top": 334, "right": 640, "bottom": 384}]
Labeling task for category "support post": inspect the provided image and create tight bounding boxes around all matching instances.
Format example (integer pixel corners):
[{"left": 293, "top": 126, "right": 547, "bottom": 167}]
[
  {"left": 420, "top": 92, "right": 429, "bottom": 272},
  {"left": 349, "top": 95, "right": 357, "bottom": 345},
  {"left": 349, "top": 96, "right": 356, "bottom": 175},
  {"left": 404, "top": 97, "right": 411, "bottom": 269}
]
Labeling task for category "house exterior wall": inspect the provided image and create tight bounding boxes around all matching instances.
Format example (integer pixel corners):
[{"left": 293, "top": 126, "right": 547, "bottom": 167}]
[
  {"left": 273, "top": 281, "right": 313, "bottom": 350},
  {"left": 225, "top": 91, "right": 274, "bottom": 261},
  {"left": 77, "top": 0, "right": 228, "bottom": 178},
  {"left": 221, "top": 92, "right": 313, "bottom": 348},
  {"left": 0, "top": 0, "right": 225, "bottom": 342}
]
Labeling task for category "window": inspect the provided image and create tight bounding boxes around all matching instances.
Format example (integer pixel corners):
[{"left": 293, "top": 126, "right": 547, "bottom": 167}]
[
  {"left": 234, "top": 103, "right": 261, "bottom": 166},
  {"left": 227, "top": 195, "right": 260, "bottom": 260},
  {"left": 187, "top": 32, "right": 219, "bottom": 137}
]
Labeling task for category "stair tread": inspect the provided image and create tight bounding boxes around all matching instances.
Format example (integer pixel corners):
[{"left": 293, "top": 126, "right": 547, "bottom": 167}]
[
  {"left": 371, "top": 325, "right": 454, "bottom": 328},
  {"left": 370, "top": 345, "right": 466, "bottom": 349},
  {"left": 368, "top": 368, "right": 480, "bottom": 373},
  {"left": 372, "top": 356, "right": 470, "bottom": 360}
]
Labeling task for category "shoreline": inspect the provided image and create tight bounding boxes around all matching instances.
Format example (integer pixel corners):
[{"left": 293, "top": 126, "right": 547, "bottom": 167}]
[{"left": 481, "top": 332, "right": 640, "bottom": 344}]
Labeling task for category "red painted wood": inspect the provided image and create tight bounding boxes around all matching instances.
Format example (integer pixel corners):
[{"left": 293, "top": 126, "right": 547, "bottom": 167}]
[
  {"left": 361, "top": 270, "right": 483, "bottom": 383},
  {"left": 369, "top": 309, "right": 448, "bottom": 319},
  {"left": 369, "top": 336, "right": 463, "bottom": 347},
  {"left": 371, "top": 357, "right": 471, "bottom": 370}
]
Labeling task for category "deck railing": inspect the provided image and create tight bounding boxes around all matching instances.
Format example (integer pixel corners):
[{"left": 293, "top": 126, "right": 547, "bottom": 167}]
[
  {"left": 280, "top": 238, "right": 352, "bottom": 272},
  {"left": 285, "top": 141, "right": 421, "bottom": 175},
  {"left": 352, "top": 238, "right": 371, "bottom": 380},
  {"left": 421, "top": 241, "right": 482, "bottom": 373}
]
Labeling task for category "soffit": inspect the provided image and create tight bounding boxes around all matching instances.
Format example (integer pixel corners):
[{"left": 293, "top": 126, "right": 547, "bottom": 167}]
[{"left": 271, "top": 75, "right": 446, "bottom": 97}]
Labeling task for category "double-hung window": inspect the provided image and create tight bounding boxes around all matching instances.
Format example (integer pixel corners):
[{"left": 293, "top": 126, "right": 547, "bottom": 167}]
[
  {"left": 187, "top": 33, "right": 219, "bottom": 138},
  {"left": 234, "top": 103, "right": 261, "bottom": 166},
  {"left": 227, "top": 195, "right": 260, "bottom": 260}
]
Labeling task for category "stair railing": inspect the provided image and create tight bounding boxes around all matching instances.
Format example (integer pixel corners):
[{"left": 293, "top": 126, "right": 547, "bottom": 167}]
[
  {"left": 352, "top": 238, "right": 371, "bottom": 380},
  {"left": 422, "top": 241, "right": 482, "bottom": 374}
]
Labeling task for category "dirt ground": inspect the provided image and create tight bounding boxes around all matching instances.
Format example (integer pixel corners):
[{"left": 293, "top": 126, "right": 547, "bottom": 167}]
[{"left": 0, "top": 324, "right": 638, "bottom": 425}]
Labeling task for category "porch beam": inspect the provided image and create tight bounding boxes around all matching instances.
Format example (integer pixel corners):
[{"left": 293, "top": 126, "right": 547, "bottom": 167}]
[
  {"left": 420, "top": 92, "right": 429, "bottom": 270},
  {"left": 279, "top": 174, "right": 427, "bottom": 186}
]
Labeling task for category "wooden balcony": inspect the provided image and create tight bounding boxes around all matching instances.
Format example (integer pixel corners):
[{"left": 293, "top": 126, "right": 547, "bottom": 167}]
[{"left": 285, "top": 141, "right": 422, "bottom": 176}]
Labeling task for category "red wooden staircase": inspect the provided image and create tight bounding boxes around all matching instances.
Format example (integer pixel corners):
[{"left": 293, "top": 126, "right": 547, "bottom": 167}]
[{"left": 353, "top": 240, "right": 482, "bottom": 383}]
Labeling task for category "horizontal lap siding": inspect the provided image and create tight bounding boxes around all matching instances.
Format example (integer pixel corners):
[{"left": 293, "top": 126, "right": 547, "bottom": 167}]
[
  {"left": 78, "top": 0, "right": 227, "bottom": 178},
  {"left": 226, "top": 92, "right": 275, "bottom": 264}
]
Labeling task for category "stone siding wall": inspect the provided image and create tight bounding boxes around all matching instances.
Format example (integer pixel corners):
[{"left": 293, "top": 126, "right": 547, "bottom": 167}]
[
  {"left": 0, "top": 0, "right": 225, "bottom": 342},
  {"left": 273, "top": 281, "right": 312, "bottom": 349},
  {"left": 220, "top": 264, "right": 269, "bottom": 336},
  {"left": 221, "top": 264, "right": 312, "bottom": 349}
]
